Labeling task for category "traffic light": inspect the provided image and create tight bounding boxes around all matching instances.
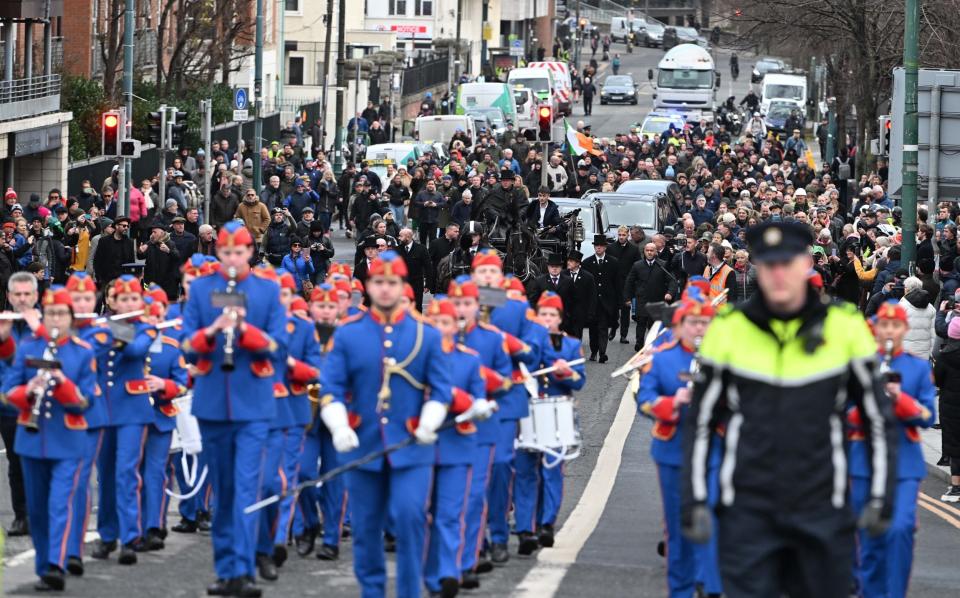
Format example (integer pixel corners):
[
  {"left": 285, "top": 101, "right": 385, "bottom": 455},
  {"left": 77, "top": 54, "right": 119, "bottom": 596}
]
[
  {"left": 538, "top": 105, "right": 553, "bottom": 142},
  {"left": 102, "top": 110, "right": 121, "bottom": 156},
  {"left": 880, "top": 115, "right": 892, "bottom": 156},
  {"left": 169, "top": 110, "right": 188, "bottom": 149},
  {"left": 147, "top": 110, "right": 164, "bottom": 147}
]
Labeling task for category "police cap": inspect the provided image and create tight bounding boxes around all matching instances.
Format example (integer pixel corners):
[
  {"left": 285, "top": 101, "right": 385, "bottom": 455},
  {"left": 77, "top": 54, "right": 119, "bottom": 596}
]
[{"left": 746, "top": 221, "right": 814, "bottom": 264}]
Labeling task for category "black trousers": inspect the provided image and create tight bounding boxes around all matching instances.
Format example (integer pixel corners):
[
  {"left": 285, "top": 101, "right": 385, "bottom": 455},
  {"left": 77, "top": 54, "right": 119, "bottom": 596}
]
[
  {"left": 717, "top": 505, "right": 855, "bottom": 598},
  {"left": 588, "top": 312, "right": 611, "bottom": 357},
  {"left": 0, "top": 415, "right": 26, "bottom": 519},
  {"left": 419, "top": 224, "right": 437, "bottom": 247},
  {"left": 615, "top": 304, "right": 632, "bottom": 340},
  {"left": 634, "top": 314, "right": 654, "bottom": 346},
  {"left": 583, "top": 97, "right": 593, "bottom": 115}
]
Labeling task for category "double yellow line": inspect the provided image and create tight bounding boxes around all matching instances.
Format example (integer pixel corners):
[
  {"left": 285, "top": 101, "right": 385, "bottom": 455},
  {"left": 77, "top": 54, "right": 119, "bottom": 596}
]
[{"left": 917, "top": 491, "right": 960, "bottom": 530}]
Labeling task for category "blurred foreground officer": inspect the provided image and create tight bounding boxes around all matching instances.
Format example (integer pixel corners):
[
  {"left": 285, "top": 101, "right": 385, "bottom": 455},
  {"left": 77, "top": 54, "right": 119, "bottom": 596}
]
[
  {"left": 318, "top": 250, "right": 452, "bottom": 598},
  {"left": 182, "top": 222, "right": 287, "bottom": 598},
  {"left": 849, "top": 301, "right": 936, "bottom": 598},
  {"left": 513, "top": 292, "right": 585, "bottom": 554},
  {"left": 682, "top": 221, "right": 898, "bottom": 598},
  {"left": 2, "top": 288, "right": 96, "bottom": 591},
  {"left": 637, "top": 299, "right": 722, "bottom": 598}
]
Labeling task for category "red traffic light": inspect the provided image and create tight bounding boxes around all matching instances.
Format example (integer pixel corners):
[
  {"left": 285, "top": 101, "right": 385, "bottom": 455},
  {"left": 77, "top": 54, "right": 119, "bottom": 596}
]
[
  {"left": 885, "top": 119, "right": 891, "bottom": 130},
  {"left": 539, "top": 106, "right": 552, "bottom": 119},
  {"left": 104, "top": 114, "right": 119, "bottom": 128}
]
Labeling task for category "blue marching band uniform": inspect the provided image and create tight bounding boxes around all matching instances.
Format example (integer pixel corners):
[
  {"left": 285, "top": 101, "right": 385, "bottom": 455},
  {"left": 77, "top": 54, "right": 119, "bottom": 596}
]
[{"left": 2, "top": 229, "right": 936, "bottom": 598}]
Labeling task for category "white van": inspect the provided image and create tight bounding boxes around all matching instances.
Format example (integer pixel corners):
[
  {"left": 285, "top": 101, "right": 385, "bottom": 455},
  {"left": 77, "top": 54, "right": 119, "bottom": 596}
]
[
  {"left": 610, "top": 17, "right": 645, "bottom": 42},
  {"left": 513, "top": 88, "right": 538, "bottom": 131},
  {"left": 415, "top": 115, "right": 478, "bottom": 151},
  {"left": 527, "top": 61, "right": 572, "bottom": 116},
  {"left": 507, "top": 67, "right": 557, "bottom": 117},
  {"left": 760, "top": 73, "right": 808, "bottom": 115}
]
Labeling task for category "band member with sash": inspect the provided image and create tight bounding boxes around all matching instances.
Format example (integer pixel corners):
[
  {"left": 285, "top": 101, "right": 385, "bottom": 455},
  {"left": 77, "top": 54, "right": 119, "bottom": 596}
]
[
  {"left": 91, "top": 275, "right": 158, "bottom": 565},
  {"left": 318, "top": 250, "right": 452, "bottom": 598},
  {"left": 63, "top": 272, "right": 113, "bottom": 575},
  {"left": 181, "top": 222, "right": 287, "bottom": 598},
  {"left": 424, "top": 296, "right": 497, "bottom": 597},
  {"left": 136, "top": 290, "right": 188, "bottom": 550},
  {"left": 293, "top": 284, "right": 347, "bottom": 560},
  {"left": 470, "top": 253, "right": 545, "bottom": 568},
  {"left": 169, "top": 254, "right": 218, "bottom": 534},
  {"left": 850, "top": 301, "right": 936, "bottom": 598},
  {"left": 513, "top": 292, "right": 585, "bottom": 553},
  {"left": 1, "top": 287, "right": 97, "bottom": 591},
  {"left": 447, "top": 275, "right": 512, "bottom": 589},
  {"left": 636, "top": 298, "right": 723, "bottom": 597}
]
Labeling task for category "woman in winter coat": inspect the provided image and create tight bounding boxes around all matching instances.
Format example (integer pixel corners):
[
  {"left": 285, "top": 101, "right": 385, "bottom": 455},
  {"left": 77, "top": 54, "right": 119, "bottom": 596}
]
[
  {"left": 731, "top": 249, "right": 758, "bottom": 303},
  {"left": 933, "top": 318, "right": 960, "bottom": 500},
  {"left": 899, "top": 276, "right": 936, "bottom": 359}
]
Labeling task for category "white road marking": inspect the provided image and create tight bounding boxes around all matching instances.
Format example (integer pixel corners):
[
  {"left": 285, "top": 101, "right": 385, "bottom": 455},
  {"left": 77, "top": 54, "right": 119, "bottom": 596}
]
[
  {"left": 512, "top": 382, "right": 637, "bottom": 597},
  {"left": 3, "top": 531, "right": 99, "bottom": 567}
]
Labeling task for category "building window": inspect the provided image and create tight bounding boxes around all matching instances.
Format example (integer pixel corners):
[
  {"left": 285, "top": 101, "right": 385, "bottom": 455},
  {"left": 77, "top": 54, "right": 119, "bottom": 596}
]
[
  {"left": 285, "top": 0, "right": 300, "bottom": 12},
  {"left": 389, "top": 0, "right": 407, "bottom": 16},
  {"left": 288, "top": 56, "right": 304, "bottom": 85},
  {"left": 415, "top": 0, "right": 432, "bottom": 16}
]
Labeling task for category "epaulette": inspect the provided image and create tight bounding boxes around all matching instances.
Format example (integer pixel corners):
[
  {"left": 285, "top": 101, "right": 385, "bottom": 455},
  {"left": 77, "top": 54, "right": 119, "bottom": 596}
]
[
  {"left": 654, "top": 338, "right": 679, "bottom": 353},
  {"left": 456, "top": 343, "right": 479, "bottom": 356},
  {"left": 524, "top": 308, "right": 538, "bottom": 321},
  {"left": 161, "top": 336, "right": 179, "bottom": 348},
  {"left": 340, "top": 311, "right": 365, "bottom": 326},
  {"left": 478, "top": 321, "right": 503, "bottom": 334},
  {"left": 294, "top": 313, "right": 313, "bottom": 324},
  {"left": 409, "top": 309, "right": 427, "bottom": 323},
  {"left": 71, "top": 337, "right": 92, "bottom": 350}
]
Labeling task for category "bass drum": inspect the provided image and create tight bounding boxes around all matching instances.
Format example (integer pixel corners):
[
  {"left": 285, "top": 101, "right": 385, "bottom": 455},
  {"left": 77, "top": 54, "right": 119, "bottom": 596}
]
[{"left": 516, "top": 395, "right": 581, "bottom": 468}]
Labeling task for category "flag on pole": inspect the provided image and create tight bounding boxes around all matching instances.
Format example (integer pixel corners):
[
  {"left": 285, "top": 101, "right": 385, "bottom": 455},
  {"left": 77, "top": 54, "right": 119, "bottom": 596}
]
[{"left": 564, "top": 119, "right": 602, "bottom": 156}]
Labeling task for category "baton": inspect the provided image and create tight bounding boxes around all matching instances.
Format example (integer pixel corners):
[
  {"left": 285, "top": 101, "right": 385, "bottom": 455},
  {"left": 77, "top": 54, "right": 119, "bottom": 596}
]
[{"left": 244, "top": 410, "right": 476, "bottom": 514}]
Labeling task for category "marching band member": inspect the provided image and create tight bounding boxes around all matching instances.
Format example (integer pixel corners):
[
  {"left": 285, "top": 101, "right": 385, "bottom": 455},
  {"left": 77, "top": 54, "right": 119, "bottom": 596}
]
[
  {"left": 636, "top": 298, "right": 723, "bottom": 598},
  {"left": 63, "top": 272, "right": 113, "bottom": 575},
  {"left": 91, "top": 275, "right": 158, "bottom": 565},
  {"left": 293, "top": 283, "right": 346, "bottom": 560},
  {"left": 470, "top": 253, "right": 544, "bottom": 568},
  {"left": 1, "top": 287, "right": 96, "bottom": 591},
  {"left": 139, "top": 290, "right": 188, "bottom": 550},
  {"left": 849, "top": 301, "right": 936, "bottom": 598},
  {"left": 170, "top": 254, "right": 217, "bottom": 534},
  {"left": 318, "top": 250, "right": 452, "bottom": 598},
  {"left": 255, "top": 269, "right": 320, "bottom": 581},
  {"left": 513, "top": 292, "right": 585, "bottom": 554},
  {"left": 424, "top": 296, "right": 496, "bottom": 598},
  {"left": 181, "top": 222, "right": 287, "bottom": 598},
  {"left": 447, "top": 275, "right": 512, "bottom": 589}
]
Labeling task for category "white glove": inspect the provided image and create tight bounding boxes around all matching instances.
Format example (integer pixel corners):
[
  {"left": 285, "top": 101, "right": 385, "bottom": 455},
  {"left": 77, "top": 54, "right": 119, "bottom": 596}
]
[
  {"left": 461, "top": 398, "right": 496, "bottom": 422},
  {"left": 321, "top": 402, "right": 359, "bottom": 453},
  {"left": 414, "top": 400, "right": 448, "bottom": 445}
]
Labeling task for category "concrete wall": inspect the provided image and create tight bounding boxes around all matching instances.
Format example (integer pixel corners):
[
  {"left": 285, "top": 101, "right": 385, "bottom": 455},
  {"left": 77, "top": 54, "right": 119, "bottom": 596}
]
[{"left": 0, "top": 111, "right": 72, "bottom": 196}]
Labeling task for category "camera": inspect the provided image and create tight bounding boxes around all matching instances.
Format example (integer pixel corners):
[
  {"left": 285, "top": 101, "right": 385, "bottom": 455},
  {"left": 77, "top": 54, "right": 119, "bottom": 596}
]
[{"left": 947, "top": 298, "right": 956, "bottom": 311}]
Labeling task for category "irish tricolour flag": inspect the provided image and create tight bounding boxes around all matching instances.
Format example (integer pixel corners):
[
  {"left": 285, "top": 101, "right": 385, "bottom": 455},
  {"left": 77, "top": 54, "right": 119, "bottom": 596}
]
[{"left": 564, "top": 119, "right": 602, "bottom": 156}]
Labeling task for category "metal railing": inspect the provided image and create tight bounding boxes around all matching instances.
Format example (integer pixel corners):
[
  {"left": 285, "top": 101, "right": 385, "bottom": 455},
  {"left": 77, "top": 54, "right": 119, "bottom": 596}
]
[
  {"left": 0, "top": 74, "right": 62, "bottom": 122},
  {"left": 402, "top": 57, "right": 449, "bottom": 97}
]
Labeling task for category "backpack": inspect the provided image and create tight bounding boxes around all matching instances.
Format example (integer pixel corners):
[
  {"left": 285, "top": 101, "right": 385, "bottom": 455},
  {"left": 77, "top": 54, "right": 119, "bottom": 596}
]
[
  {"left": 182, "top": 180, "right": 202, "bottom": 209},
  {"left": 837, "top": 159, "right": 851, "bottom": 180}
]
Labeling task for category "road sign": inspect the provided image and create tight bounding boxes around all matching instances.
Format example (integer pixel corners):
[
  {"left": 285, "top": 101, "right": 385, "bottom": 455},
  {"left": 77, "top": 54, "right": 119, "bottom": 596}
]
[
  {"left": 233, "top": 109, "right": 249, "bottom": 122},
  {"left": 234, "top": 88, "right": 248, "bottom": 110},
  {"left": 510, "top": 39, "right": 524, "bottom": 57}
]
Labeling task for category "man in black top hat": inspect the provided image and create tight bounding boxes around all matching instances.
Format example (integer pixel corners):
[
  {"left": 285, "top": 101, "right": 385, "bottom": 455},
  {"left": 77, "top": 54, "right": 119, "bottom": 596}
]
[
  {"left": 529, "top": 251, "right": 573, "bottom": 308},
  {"left": 353, "top": 235, "right": 381, "bottom": 283},
  {"left": 476, "top": 167, "right": 526, "bottom": 234},
  {"left": 582, "top": 234, "right": 620, "bottom": 362},
  {"left": 563, "top": 249, "right": 596, "bottom": 340}
]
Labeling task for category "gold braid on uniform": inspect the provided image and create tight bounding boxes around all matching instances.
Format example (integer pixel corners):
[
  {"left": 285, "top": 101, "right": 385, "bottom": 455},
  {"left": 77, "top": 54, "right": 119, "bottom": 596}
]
[{"left": 376, "top": 318, "right": 426, "bottom": 411}]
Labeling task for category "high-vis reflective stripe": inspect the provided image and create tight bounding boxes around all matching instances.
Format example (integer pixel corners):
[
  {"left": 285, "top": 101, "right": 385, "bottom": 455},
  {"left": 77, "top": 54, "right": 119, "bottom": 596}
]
[
  {"left": 704, "top": 264, "right": 733, "bottom": 304},
  {"left": 829, "top": 413, "right": 847, "bottom": 508},
  {"left": 691, "top": 374, "right": 724, "bottom": 502},
  {"left": 720, "top": 412, "right": 743, "bottom": 506},
  {"left": 852, "top": 357, "right": 889, "bottom": 500}
]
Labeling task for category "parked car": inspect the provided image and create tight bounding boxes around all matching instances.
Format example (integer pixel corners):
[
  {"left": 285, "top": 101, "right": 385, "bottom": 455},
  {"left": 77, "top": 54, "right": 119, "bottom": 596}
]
[
  {"left": 600, "top": 75, "right": 639, "bottom": 105},
  {"left": 639, "top": 19, "right": 666, "bottom": 47}
]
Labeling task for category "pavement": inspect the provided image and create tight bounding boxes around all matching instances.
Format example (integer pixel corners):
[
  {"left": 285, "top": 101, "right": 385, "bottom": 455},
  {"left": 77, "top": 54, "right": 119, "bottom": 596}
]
[{"left": 1, "top": 42, "right": 958, "bottom": 596}]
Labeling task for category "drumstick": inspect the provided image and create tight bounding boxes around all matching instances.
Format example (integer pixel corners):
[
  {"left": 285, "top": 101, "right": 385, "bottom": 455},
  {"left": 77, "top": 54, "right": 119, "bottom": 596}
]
[
  {"left": 610, "top": 326, "right": 668, "bottom": 378},
  {"left": 526, "top": 358, "right": 587, "bottom": 378},
  {"left": 156, "top": 318, "right": 183, "bottom": 330}
]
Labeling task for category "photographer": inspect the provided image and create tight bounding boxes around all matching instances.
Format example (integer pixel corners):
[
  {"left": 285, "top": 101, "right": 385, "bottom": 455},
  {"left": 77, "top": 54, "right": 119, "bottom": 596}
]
[
  {"left": 304, "top": 221, "right": 335, "bottom": 283},
  {"left": 865, "top": 268, "right": 909, "bottom": 317},
  {"left": 280, "top": 237, "right": 315, "bottom": 294},
  {"left": 670, "top": 234, "right": 706, "bottom": 292}
]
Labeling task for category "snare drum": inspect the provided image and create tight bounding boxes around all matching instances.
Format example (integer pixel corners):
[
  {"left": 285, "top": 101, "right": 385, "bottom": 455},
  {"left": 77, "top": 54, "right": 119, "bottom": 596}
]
[{"left": 516, "top": 395, "right": 581, "bottom": 468}]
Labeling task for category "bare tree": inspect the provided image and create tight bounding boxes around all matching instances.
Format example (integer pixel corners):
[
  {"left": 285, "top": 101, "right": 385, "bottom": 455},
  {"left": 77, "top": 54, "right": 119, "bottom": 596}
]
[{"left": 97, "top": 0, "right": 125, "bottom": 100}]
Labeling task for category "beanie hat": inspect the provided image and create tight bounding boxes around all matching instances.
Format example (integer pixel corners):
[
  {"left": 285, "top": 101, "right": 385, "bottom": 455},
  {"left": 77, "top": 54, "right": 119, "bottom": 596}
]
[
  {"left": 4, "top": 188, "right": 16, "bottom": 200},
  {"left": 950, "top": 317, "right": 960, "bottom": 340}
]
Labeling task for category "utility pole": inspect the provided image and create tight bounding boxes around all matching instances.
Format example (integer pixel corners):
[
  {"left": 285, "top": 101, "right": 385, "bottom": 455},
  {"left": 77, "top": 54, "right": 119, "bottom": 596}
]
[
  {"left": 253, "top": 0, "right": 264, "bottom": 191},
  {"left": 333, "top": 0, "right": 347, "bottom": 174},
  {"left": 455, "top": 0, "right": 463, "bottom": 82},
  {"left": 277, "top": 0, "right": 285, "bottom": 109},
  {"left": 574, "top": 0, "right": 581, "bottom": 72},
  {"left": 826, "top": 97, "right": 836, "bottom": 165},
  {"left": 901, "top": 0, "right": 919, "bottom": 266},
  {"left": 157, "top": 104, "right": 168, "bottom": 206},
  {"left": 120, "top": 0, "right": 135, "bottom": 217},
  {"left": 200, "top": 99, "right": 213, "bottom": 223},
  {"left": 320, "top": 0, "right": 335, "bottom": 148},
  {"left": 481, "top": 0, "right": 489, "bottom": 74}
]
